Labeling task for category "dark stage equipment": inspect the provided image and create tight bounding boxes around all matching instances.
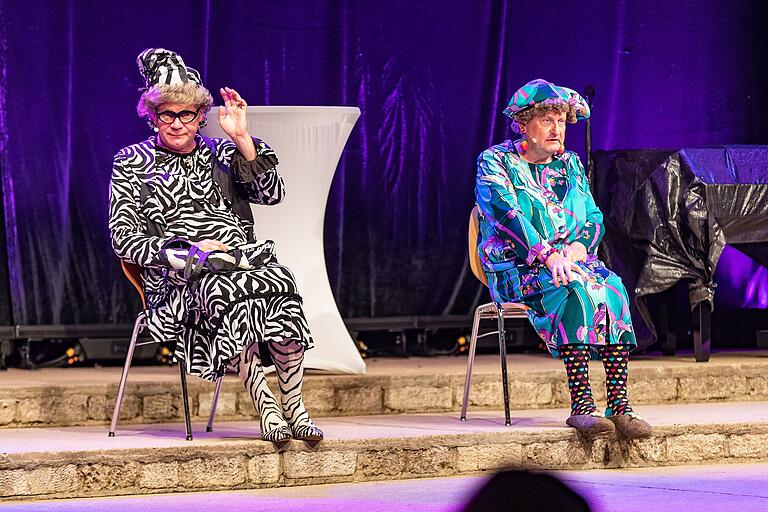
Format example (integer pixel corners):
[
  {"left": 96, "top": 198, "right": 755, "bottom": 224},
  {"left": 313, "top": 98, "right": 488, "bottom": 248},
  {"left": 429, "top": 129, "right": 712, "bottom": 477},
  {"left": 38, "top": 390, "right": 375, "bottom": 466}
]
[
  {"left": 583, "top": 84, "right": 596, "bottom": 183},
  {"left": 3, "top": 339, "right": 168, "bottom": 370},
  {"left": 338, "top": 315, "right": 538, "bottom": 358},
  {"left": 0, "top": 337, "right": 11, "bottom": 370},
  {"left": 758, "top": 331, "right": 768, "bottom": 349},
  {"left": 0, "top": 325, "right": 158, "bottom": 369},
  {"left": 0, "top": 315, "right": 540, "bottom": 369},
  {"left": 593, "top": 147, "right": 768, "bottom": 361}
]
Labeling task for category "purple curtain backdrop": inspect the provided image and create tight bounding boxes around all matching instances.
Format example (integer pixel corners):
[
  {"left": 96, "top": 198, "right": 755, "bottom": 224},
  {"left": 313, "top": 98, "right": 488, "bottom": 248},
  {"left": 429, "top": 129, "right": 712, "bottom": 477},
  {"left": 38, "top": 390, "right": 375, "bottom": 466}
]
[{"left": 0, "top": 1, "right": 766, "bottom": 332}]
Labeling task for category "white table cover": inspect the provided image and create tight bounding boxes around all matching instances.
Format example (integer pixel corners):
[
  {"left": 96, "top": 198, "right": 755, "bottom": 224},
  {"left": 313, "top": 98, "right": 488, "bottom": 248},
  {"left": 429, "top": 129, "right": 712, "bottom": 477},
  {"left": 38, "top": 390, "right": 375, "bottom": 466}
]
[{"left": 203, "top": 106, "right": 365, "bottom": 374}]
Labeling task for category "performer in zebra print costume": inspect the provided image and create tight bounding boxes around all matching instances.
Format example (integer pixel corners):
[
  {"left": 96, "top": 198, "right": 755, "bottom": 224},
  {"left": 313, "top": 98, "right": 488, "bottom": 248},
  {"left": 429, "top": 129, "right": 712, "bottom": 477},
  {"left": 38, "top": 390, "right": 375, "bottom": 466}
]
[{"left": 108, "top": 48, "right": 322, "bottom": 443}]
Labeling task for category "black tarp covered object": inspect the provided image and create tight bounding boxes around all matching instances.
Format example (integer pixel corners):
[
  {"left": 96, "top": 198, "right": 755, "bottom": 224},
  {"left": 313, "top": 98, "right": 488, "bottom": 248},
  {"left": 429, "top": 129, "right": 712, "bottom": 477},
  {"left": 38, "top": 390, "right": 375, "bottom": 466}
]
[{"left": 592, "top": 147, "right": 768, "bottom": 348}]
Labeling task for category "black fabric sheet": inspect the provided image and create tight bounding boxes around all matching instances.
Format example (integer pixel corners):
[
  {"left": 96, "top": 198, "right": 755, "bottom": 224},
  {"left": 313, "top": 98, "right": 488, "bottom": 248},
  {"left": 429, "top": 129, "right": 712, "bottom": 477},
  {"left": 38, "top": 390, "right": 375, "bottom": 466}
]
[{"left": 593, "top": 146, "right": 768, "bottom": 348}]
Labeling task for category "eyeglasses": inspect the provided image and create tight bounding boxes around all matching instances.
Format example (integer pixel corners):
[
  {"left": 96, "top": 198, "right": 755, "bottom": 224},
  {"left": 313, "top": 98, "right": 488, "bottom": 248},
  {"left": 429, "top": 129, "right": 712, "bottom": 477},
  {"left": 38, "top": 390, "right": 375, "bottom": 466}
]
[{"left": 155, "top": 108, "right": 201, "bottom": 125}]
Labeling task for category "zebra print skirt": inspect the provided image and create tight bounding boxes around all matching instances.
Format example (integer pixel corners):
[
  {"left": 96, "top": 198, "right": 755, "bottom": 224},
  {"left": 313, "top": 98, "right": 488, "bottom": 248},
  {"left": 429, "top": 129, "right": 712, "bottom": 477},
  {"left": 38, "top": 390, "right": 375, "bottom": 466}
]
[{"left": 157, "top": 263, "right": 314, "bottom": 381}]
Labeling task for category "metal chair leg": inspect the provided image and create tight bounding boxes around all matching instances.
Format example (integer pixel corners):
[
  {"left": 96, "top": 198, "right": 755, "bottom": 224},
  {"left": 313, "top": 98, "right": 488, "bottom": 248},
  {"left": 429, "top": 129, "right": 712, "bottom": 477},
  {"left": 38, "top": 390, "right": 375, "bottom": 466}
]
[
  {"left": 178, "top": 360, "right": 193, "bottom": 441},
  {"left": 460, "top": 306, "right": 484, "bottom": 421},
  {"left": 108, "top": 312, "right": 145, "bottom": 437},
  {"left": 496, "top": 303, "right": 511, "bottom": 426},
  {"left": 206, "top": 376, "right": 223, "bottom": 432}
]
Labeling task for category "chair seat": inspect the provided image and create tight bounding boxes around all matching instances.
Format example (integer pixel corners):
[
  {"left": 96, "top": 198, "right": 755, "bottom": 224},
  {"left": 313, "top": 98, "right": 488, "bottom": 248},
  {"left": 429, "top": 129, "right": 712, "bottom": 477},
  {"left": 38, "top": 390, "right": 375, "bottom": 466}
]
[{"left": 474, "top": 302, "right": 529, "bottom": 319}]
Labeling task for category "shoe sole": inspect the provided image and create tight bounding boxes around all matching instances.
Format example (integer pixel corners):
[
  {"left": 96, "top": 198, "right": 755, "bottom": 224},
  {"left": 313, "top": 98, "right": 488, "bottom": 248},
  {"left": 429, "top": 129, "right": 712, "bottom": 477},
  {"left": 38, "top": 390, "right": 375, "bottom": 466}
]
[
  {"left": 294, "top": 434, "right": 323, "bottom": 442},
  {"left": 566, "top": 418, "right": 616, "bottom": 437},
  {"left": 572, "top": 427, "right": 614, "bottom": 438},
  {"left": 607, "top": 417, "right": 652, "bottom": 439},
  {"left": 262, "top": 427, "right": 293, "bottom": 444}
]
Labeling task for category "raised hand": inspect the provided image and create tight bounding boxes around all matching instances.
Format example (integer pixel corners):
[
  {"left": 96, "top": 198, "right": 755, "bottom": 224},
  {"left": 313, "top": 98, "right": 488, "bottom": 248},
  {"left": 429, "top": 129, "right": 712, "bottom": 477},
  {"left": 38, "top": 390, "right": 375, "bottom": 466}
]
[
  {"left": 217, "top": 87, "right": 256, "bottom": 159},
  {"left": 218, "top": 87, "right": 249, "bottom": 140}
]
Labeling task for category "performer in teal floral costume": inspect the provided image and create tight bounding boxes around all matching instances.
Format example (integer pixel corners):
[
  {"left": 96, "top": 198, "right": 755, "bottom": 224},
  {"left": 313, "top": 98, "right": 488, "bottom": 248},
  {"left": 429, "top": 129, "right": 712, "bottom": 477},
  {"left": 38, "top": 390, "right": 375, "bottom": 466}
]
[{"left": 475, "top": 79, "right": 651, "bottom": 438}]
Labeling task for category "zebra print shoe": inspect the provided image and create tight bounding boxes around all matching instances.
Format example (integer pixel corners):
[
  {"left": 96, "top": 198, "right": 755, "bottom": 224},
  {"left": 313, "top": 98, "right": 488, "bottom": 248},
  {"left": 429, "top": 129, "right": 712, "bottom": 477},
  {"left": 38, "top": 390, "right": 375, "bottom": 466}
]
[
  {"left": 236, "top": 343, "right": 293, "bottom": 444},
  {"left": 261, "top": 425, "right": 293, "bottom": 443},
  {"left": 290, "top": 422, "right": 324, "bottom": 442}
]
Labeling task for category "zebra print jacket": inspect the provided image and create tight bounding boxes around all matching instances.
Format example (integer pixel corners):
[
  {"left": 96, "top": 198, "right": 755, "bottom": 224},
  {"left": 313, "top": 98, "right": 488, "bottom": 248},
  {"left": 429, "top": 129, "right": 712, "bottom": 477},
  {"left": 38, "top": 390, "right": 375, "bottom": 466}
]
[{"left": 108, "top": 134, "right": 283, "bottom": 310}]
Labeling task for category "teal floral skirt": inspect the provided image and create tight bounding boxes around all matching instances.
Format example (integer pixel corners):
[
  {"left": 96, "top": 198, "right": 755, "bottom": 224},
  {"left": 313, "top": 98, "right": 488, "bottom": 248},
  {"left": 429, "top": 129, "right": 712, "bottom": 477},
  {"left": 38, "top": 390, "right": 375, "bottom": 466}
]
[{"left": 486, "top": 255, "right": 637, "bottom": 358}]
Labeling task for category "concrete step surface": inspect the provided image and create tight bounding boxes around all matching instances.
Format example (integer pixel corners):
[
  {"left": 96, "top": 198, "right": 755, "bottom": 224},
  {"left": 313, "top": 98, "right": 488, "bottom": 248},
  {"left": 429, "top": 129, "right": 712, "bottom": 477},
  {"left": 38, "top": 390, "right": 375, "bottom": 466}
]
[
  {"left": 1, "top": 401, "right": 767, "bottom": 501},
  {"left": 1, "top": 351, "right": 767, "bottom": 429}
]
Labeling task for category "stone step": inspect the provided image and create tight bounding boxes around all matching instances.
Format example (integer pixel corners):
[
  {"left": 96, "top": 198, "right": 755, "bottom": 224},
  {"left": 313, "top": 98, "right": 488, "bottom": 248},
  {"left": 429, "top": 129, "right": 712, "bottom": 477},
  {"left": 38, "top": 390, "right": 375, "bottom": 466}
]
[
  {"left": 1, "top": 401, "right": 767, "bottom": 501},
  {"left": 5, "top": 465, "right": 768, "bottom": 512},
  {"left": 1, "top": 352, "right": 767, "bottom": 429}
]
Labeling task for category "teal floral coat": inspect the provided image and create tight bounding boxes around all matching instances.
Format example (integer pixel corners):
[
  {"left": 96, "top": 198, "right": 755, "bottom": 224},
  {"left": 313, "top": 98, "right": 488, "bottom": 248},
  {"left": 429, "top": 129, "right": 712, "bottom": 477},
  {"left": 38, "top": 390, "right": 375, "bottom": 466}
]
[{"left": 475, "top": 139, "right": 636, "bottom": 357}]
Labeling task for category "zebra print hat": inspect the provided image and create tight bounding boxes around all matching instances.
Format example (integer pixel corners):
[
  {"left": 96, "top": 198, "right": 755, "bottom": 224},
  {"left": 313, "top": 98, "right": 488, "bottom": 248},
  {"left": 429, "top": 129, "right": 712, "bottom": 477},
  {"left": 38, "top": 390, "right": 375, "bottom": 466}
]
[{"left": 137, "top": 48, "right": 202, "bottom": 91}]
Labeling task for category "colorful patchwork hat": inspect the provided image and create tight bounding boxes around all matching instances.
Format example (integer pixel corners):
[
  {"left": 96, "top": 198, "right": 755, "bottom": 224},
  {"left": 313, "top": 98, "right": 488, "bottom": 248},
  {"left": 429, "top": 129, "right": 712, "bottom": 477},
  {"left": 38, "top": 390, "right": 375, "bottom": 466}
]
[
  {"left": 503, "top": 79, "right": 590, "bottom": 121},
  {"left": 137, "top": 48, "right": 202, "bottom": 91}
]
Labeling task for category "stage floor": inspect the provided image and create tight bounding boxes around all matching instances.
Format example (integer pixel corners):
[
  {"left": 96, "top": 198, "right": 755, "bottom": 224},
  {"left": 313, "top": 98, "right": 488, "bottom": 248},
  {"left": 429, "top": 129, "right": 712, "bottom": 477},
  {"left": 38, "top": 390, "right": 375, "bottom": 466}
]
[
  {"left": 2, "top": 349, "right": 767, "bottom": 388},
  {"left": 1, "top": 401, "right": 767, "bottom": 454}
]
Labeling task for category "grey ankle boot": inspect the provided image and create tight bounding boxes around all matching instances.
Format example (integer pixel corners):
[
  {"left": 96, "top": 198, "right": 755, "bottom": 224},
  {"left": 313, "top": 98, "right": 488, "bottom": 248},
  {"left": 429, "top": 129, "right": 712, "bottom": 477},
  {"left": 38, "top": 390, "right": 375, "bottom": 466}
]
[{"left": 566, "top": 412, "right": 616, "bottom": 437}]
